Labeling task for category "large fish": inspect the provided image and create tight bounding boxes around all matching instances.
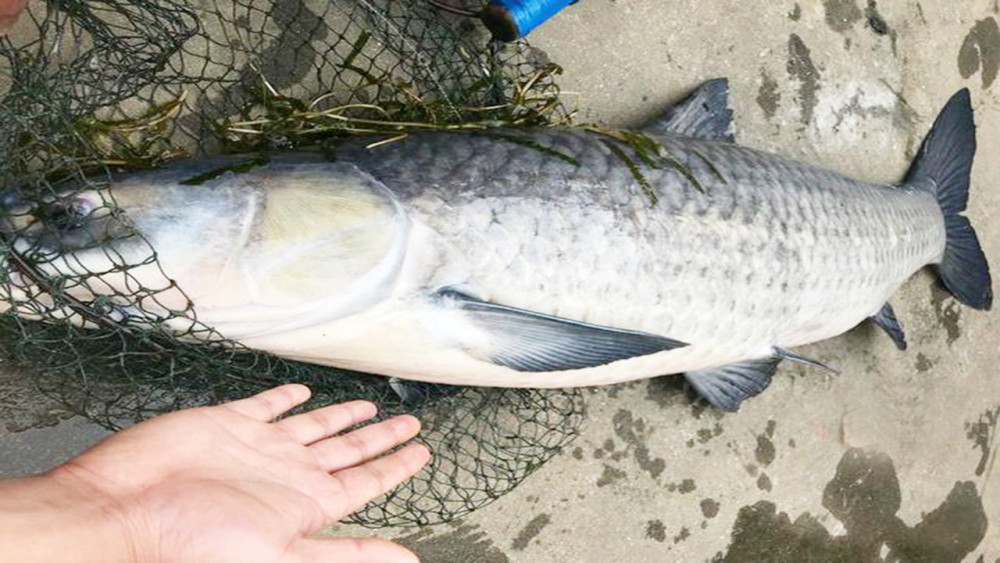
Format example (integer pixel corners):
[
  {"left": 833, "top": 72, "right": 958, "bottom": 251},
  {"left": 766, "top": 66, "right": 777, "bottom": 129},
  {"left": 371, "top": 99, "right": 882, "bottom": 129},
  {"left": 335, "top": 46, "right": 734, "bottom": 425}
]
[{"left": 1, "top": 80, "right": 992, "bottom": 411}]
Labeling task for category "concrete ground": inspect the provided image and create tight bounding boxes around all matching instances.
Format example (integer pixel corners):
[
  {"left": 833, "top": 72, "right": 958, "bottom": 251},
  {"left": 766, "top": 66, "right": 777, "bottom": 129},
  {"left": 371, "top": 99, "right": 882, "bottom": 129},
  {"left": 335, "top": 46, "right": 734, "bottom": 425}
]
[{"left": 2, "top": 0, "right": 999, "bottom": 561}]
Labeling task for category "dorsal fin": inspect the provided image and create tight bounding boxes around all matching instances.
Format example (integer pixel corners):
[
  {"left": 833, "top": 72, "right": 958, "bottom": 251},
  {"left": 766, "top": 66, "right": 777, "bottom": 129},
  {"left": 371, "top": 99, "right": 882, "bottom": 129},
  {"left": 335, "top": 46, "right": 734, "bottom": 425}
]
[{"left": 641, "top": 78, "right": 735, "bottom": 142}]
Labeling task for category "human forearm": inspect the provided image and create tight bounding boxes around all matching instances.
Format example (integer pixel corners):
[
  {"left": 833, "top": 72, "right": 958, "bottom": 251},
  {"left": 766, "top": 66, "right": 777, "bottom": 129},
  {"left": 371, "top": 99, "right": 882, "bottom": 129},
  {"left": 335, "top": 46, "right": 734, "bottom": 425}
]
[{"left": 0, "top": 471, "right": 138, "bottom": 563}]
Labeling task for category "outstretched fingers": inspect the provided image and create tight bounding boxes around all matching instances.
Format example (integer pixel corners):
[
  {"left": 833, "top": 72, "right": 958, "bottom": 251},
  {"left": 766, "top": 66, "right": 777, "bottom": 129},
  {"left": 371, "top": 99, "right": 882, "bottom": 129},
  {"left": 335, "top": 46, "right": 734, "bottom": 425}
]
[
  {"left": 278, "top": 400, "right": 378, "bottom": 445},
  {"left": 311, "top": 415, "right": 421, "bottom": 472},
  {"left": 289, "top": 537, "right": 418, "bottom": 563},
  {"left": 224, "top": 384, "right": 312, "bottom": 421},
  {"left": 322, "top": 443, "right": 431, "bottom": 519}
]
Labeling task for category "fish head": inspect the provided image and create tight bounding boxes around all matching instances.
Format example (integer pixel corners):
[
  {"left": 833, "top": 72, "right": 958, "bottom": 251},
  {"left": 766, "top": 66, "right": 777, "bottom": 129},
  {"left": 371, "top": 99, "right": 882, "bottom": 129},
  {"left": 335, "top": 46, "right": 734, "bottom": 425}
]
[{"left": 0, "top": 157, "right": 416, "bottom": 338}]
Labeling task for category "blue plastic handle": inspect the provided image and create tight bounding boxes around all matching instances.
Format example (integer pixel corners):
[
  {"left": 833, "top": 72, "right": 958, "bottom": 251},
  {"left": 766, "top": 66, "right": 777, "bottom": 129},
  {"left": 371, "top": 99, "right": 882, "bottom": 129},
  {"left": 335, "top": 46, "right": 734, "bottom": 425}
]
[{"left": 484, "top": 0, "right": 576, "bottom": 41}]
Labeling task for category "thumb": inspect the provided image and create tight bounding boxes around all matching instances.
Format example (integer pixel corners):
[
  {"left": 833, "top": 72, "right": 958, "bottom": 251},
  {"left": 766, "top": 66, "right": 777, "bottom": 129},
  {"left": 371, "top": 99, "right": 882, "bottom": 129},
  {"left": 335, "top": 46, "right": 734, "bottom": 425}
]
[{"left": 290, "top": 537, "right": 420, "bottom": 563}]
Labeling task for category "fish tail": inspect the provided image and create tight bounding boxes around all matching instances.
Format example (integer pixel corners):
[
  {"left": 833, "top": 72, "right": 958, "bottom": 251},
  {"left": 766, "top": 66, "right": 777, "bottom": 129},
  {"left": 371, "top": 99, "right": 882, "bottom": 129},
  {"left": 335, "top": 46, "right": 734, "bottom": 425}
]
[{"left": 906, "top": 88, "right": 992, "bottom": 310}]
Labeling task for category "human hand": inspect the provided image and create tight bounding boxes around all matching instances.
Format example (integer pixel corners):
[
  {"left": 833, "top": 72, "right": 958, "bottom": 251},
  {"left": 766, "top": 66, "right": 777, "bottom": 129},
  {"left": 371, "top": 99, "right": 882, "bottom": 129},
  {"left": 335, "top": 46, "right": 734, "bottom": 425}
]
[
  {"left": 49, "top": 384, "right": 430, "bottom": 563},
  {"left": 0, "top": 0, "right": 26, "bottom": 33}
]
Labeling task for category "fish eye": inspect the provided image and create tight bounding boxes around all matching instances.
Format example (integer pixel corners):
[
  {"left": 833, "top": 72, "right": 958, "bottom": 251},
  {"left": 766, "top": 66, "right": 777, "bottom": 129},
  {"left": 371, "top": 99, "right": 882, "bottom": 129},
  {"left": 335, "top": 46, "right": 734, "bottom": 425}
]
[{"left": 42, "top": 197, "right": 95, "bottom": 231}]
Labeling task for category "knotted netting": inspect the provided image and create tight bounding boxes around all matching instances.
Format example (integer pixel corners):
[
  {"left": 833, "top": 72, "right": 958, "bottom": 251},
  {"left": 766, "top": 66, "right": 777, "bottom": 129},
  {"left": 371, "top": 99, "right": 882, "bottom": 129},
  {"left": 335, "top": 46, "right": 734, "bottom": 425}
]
[{"left": 0, "top": 0, "right": 584, "bottom": 527}]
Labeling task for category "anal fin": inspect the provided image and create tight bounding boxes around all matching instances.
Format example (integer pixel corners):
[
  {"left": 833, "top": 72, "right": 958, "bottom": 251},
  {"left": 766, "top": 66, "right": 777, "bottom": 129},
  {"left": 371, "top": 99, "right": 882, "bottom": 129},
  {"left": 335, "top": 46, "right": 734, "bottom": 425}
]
[
  {"left": 872, "top": 303, "right": 907, "bottom": 351},
  {"left": 435, "top": 288, "right": 688, "bottom": 372},
  {"left": 684, "top": 358, "right": 779, "bottom": 413}
]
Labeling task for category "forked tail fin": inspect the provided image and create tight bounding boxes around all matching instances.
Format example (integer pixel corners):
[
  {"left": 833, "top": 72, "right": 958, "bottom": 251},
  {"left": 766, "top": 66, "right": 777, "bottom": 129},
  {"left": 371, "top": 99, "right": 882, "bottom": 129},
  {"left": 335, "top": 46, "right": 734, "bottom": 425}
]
[{"left": 905, "top": 89, "right": 992, "bottom": 310}]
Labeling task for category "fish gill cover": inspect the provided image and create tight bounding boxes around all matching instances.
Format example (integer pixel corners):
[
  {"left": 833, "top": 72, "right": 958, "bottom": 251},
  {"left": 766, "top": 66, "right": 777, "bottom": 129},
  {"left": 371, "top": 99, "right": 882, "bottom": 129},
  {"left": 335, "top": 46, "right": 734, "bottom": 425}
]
[{"left": 0, "top": 0, "right": 583, "bottom": 527}]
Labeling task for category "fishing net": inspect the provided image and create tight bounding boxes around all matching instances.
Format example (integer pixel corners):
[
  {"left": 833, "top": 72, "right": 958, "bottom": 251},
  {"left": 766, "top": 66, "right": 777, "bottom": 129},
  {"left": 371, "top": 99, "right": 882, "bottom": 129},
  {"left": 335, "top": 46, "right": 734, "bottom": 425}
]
[{"left": 0, "top": 0, "right": 584, "bottom": 527}]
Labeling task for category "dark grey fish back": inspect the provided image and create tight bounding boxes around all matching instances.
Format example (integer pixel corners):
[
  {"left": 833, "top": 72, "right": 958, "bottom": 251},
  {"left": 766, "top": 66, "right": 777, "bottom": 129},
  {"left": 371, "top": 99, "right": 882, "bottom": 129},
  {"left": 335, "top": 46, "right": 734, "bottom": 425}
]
[{"left": 339, "top": 128, "right": 938, "bottom": 246}]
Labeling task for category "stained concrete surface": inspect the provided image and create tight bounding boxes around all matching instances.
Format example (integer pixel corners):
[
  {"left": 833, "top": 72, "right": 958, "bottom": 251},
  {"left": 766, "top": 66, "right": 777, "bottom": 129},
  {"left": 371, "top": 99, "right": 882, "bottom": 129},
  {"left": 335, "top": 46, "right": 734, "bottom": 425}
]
[{"left": 2, "top": 0, "right": 999, "bottom": 561}]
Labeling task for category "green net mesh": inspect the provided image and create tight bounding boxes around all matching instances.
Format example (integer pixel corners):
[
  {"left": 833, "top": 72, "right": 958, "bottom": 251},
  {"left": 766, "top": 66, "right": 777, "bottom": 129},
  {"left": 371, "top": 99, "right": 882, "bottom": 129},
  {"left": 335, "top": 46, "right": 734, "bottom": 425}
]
[{"left": 0, "top": 0, "right": 584, "bottom": 528}]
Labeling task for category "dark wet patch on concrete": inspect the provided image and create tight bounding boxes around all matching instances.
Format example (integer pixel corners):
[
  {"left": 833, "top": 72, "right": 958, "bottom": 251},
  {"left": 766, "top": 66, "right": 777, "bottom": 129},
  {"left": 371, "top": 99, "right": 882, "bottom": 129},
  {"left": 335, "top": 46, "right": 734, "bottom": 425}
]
[
  {"left": 915, "top": 352, "right": 934, "bottom": 373},
  {"left": 895, "top": 482, "right": 988, "bottom": 561},
  {"left": 510, "top": 514, "right": 551, "bottom": 551},
  {"left": 757, "top": 473, "right": 773, "bottom": 492},
  {"left": 864, "top": 1, "right": 889, "bottom": 35},
  {"left": 789, "top": 4, "right": 802, "bottom": 21},
  {"left": 755, "top": 433, "right": 776, "bottom": 467},
  {"left": 595, "top": 438, "right": 628, "bottom": 461},
  {"left": 959, "top": 17, "right": 1000, "bottom": 89},
  {"left": 757, "top": 70, "right": 780, "bottom": 119},
  {"left": 931, "top": 286, "right": 962, "bottom": 345},
  {"left": 787, "top": 35, "right": 821, "bottom": 125},
  {"left": 691, "top": 399, "right": 725, "bottom": 420},
  {"left": 678, "top": 478, "right": 697, "bottom": 493},
  {"left": 697, "top": 423, "right": 724, "bottom": 444},
  {"left": 701, "top": 498, "right": 720, "bottom": 518},
  {"left": 0, "top": 368, "right": 75, "bottom": 433},
  {"left": 397, "top": 523, "right": 510, "bottom": 563},
  {"left": 720, "top": 448, "right": 988, "bottom": 561},
  {"left": 966, "top": 406, "right": 999, "bottom": 477},
  {"left": 596, "top": 464, "right": 626, "bottom": 487},
  {"left": 611, "top": 409, "right": 666, "bottom": 479},
  {"left": 634, "top": 445, "right": 664, "bottom": 478},
  {"left": 572, "top": 447, "right": 584, "bottom": 460},
  {"left": 863, "top": 1, "right": 898, "bottom": 55},
  {"left": 646, "top": 519, "right": 666, "bottom": 542},
  {"left": 645, "top": 375, "right": 687, "bottom": 408},
  {"left": 823, "top": 0, "right": 862, "bottom": 32},
  {"left": 673, "top": 527, "right": 690, "bottom": 544}
]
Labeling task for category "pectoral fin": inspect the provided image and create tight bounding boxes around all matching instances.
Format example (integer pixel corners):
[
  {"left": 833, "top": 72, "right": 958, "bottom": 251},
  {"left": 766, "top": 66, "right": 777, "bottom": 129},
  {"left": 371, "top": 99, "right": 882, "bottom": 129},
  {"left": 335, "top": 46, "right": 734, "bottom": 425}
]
[
  {"left": 684, "top": 358, "right": 780, "bottom": 412},
  {"left": 872, "top": 303, "right": 907, "bottom": 351},
  {"left": 435, "top": 288, "right": 687, "bottom": 372}
]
